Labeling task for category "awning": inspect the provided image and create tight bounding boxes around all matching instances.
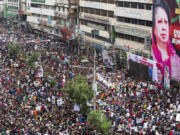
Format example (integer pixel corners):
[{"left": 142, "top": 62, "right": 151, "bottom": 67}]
[{"left": 24, "top": 12, "right": 32, "bottom": 16}]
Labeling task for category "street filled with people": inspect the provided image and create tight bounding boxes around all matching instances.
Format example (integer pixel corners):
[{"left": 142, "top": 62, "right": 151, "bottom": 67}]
[{"left": 0, "top": 22, "right": 180, "bottom": 135}]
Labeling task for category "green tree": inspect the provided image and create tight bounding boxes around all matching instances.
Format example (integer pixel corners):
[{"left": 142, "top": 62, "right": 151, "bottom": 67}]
[
  {"left": 63, "top": 74, "right": 93, "bottom": 113},
  {"left": 50, "top": 78, "right": 57, "bottom": 89},
  {"left": 7, "top": 43, "right": 21, "bottom": 58},
  {"left": 27, "top": 51, "right": 39, "bottom": 69},
  {"left": 87, "top": 110, "right": 112, "bottom": 134}
]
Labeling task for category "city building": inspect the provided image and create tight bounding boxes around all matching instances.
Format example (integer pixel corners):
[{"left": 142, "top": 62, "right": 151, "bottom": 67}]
[
  {"left": 4, "top": 0, "right": 19, "bottom": 19},
  {"left": 78, "top": 0, "right": 116, "bottom": 50},
  {"left": 54, "top": 0, "right": 78, "bottom": 40},
  {"left": 26, "top": 0, "right": 56, "bottom": 37},
  {"left": 0, "top": 0, "right": 3, "bottom": 18},
  {"left": 114, "top": 0, "right": 152, "bottom": 57},
  {"left": 19, "top": 0, "right": 28, "bottom": 21}
]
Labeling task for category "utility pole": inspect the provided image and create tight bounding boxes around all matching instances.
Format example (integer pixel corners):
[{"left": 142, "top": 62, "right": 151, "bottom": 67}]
[{"left": 92, "top": 30, "right": 97, "bottom": 110}]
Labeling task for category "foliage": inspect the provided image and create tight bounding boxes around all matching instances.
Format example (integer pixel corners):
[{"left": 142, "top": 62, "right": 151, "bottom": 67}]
[
  {"left": 87, "top": 110, "right": 112, "bottom": 134},
  {"left": 7, "top": 43, "right": 21, "bottom": 58},
  {"left": 50, "top": 78, "right": 57, "bottom": 88},
  {"left": 21, "top": 52, "right": 28, "bottom": 62},
  {"left": 27, "top": 51, "right": 39, "bottom": 69},
  {"left": 63, "top": 74, "right": 93, "bottom": 113}
]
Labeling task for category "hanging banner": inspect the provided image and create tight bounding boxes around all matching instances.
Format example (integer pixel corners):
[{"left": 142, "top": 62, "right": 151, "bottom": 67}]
[
  {"left": 164, "top": 66, "right": 170, "bottom": 89},
  {"left": 128, "top": 54, "right": 158, "bottom": 82},
  {"left": 37, "top": 68, "right": 43, "bottom": 78},
  {"left": 152, "top": 0, "right": 180, "bottom": 81}
]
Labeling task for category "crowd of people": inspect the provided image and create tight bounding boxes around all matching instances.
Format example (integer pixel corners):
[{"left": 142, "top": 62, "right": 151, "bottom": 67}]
[{"left": 0, "top": 21, "right": 180, "bottom": 135}]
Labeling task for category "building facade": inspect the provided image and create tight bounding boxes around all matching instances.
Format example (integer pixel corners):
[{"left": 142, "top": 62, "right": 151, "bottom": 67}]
[
  {"left": 0, "top": 0, "right": 3, "bottom": 18},
  {"left": 79, "top": 0, "right": 115, "bottom": 50},
  {"left": 54, "top": 0, "right": 78, "bottom": 40},
  {"left": 114, "top": 0, "right": 152, "bottom": 56},
  {"left": 4, "top": 0, "right": 19, "bottom": 19},
  {"left": 26, "top": 0, "right": 56, "bottom": 37}
]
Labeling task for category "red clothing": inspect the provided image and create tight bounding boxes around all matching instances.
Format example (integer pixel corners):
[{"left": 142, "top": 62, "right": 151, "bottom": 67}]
[{"left": 169, "top": 130, "right": 173, "bottom": 135}]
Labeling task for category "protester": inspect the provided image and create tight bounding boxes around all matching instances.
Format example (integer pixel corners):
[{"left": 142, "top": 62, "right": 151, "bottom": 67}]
[{"left": 0, "top": 21, "right": 179, "bottom": 135}]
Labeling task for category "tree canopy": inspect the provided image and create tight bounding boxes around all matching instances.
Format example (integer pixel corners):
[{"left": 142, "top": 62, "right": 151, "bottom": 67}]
[
  {"left": 88, "top": 110, "right": 112, "bottom": 134},
  {"left": 63, "top": 74, "right": 93, "bottom": 113}
]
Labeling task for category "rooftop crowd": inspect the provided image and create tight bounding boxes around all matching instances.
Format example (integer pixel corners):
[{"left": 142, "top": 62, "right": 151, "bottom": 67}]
[{"left": 0, "top": 22, "right": 180, "bottom": 135}]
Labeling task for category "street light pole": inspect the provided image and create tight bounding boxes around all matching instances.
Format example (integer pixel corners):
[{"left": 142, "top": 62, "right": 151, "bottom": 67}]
[{"left": 92, "top": 30, "right": 97, "bottom": 110}]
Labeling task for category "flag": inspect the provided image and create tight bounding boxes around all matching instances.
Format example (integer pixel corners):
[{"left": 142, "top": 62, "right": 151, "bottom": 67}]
[
  {"left": 102, "top": 49, "right": 111, "bottom": 64},
  {"left": 16, "top": 88, "right": 21, "bottom": 93}
]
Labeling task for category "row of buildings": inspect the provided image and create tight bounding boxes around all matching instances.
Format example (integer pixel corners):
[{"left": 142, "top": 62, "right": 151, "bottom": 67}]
[{"left": 0, "top": 0, "right": 152, "bottom": 57}]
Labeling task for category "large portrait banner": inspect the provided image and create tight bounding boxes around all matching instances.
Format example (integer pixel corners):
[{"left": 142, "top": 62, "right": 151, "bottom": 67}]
[{"left": 152, "top": 0, "right": 180, "bottom": 82}]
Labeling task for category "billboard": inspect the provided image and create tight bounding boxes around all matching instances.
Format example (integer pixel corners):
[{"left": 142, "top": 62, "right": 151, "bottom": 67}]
[
  {"left": 127, "top": 54, "right": 158, "bottom": 82},
  {"left": 152, "top": 0, "right": 180, "bottom": 81}
]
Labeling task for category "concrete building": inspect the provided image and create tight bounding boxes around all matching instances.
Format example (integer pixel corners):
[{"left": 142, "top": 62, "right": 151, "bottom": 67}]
[
  {"left": 78, "top": 0, "right": 116, "bottom": 50},
  {"left": 4, "top": 0, "right": 19, "bottom": 19},
  {"left": 0, "top": 0, "right": 3, "bottom": 18},
  {"left": 19, "top": 0, "right": 28, "bottom": 21},
  {"left": 114, "top": 0, "right": 152, "bottom": 56},
  {"left": 54, "top": 0, "right": 78, "bottom": 40},
  {"left": 26, "top": 0, "right": 56, "bottom": 37}
]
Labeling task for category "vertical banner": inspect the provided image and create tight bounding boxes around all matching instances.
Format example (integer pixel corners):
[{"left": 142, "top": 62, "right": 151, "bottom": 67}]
[
  {"left": 111, "top": 26, "right": 115, "bottom": 44},
  {"left": 36, "top": 68, "right": 43, "bottom": 78},
  {"left": 152, "top": 0, "right": 180, "bottom": 82},
  {"left": 48, "top": 16, "right": 52, "bottom": 26},
  {"left": 164, "top": 66, "right": 170, "bottom": 89}
]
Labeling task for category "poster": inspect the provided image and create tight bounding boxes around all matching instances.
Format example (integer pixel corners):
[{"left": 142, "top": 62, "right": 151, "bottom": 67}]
[
  {"left": 128, "top": 54, "right": 158, "bottom": 82},
  {"left": 152, "top": 0, "right": 180, "bottom": 81},
  {"left": 164, "top": 66, "right": 170, "bottom": 89},
  {"left": 37, "top": 69, "right": 43, "bottom": 78}
]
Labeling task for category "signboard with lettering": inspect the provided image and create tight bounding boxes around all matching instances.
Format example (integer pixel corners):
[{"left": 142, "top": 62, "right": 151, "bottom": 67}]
[
  {"left": 115, "top": 25, "right": 150, "bottom": 38},
  {"left": 31, "top": 0, "right": 45, "bottom": 3},
  {"left": 80, "top": 13, "right": 109, "bottom": 24}
]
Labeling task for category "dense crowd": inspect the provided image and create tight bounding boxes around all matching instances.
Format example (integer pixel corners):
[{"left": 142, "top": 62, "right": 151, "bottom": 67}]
[{"left": 0, "top": 22, "right": 180, "bottom": 135}]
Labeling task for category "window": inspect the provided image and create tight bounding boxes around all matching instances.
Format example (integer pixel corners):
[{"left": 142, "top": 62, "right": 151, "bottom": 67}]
[
  {"left": 84, "top": 8, "right": 88, "bottom": 13},
  {"left": 139, "top": 20, "right": 145, "bottom": 25},
  {"left": 108, "top": 0, "right": 114, "bottom": 4},
  {"left": 146, "top": 21, "right": 152, "bottom": 27},
  {"left": 80, "top": 7, "right": 84, "bottom": 12},
  {"left": 100, "top": 10, "right": 107, "bottom": 16},
  {"left": 117, "top": 1, "right": 123, "bottom": 7},
  {"left": 131, "top": 18, "right": 137, "bottom": 24},
  {"left": 117, "top": 17, "right": 125, "bottom": 22},
  {"left": 87, "top": 8, "right": 91, "bottom": 13},
  {"left": 146, "top": 4, "right": 152, "bottom": 10},
  {"left": 138, "top": 38, "right": 144, "bottom": 43},
  {"left": 108, "top": 11, "right": 114, "bottom": 18},
  {"left": 95, "top": 9, "right": 100, "bottom": 15},
  {"left": 31, "top": 3, "right": 40, "bottom": 8},
  {"left": 90, "top": 8, "right": 95, "bottom": 14},
  {"left": 124, "top": 2, "right": 130, "bottom": 8},
  {"left": 101, "top": 0, "right": 107, "bottom": 3},
  {"left": 131, "top": 2, "right": 137, "bottom": 8},
  {"left": 138, "top": 3, "right": 144, "bottom": 9},
  {"left": 125, "top": 18, "right": 130, "bottom": 23}
]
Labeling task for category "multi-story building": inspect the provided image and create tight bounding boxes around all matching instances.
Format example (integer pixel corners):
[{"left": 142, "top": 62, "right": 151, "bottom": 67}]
[
  {"left": 0, "top": 0, "right": 3, "bottom": 18},
  {"left": 114, "top": 0, "right": 152, "bottom": 57},
  {"left": 26, "top": 0, "right": 56, "bottom": 37},
  {"left": 4, "top": 0, "right": 19, "bottom": 19},
  {"left": 19, "top": 0, "right": 27, "bottom": 21},
  {"left": 54, "top": 0, "right": 78, "bottom": 40},
  {"left": 78, "top": 0, "right": 115, "bottom": 50}
]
